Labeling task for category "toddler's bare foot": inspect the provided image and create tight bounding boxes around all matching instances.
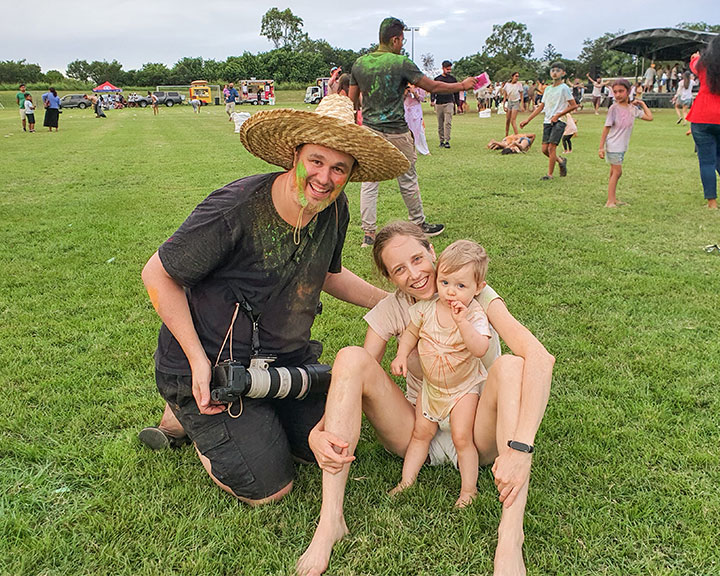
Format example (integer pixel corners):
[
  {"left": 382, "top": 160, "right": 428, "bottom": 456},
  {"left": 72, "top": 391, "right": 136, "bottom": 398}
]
[
  {"left": 389, "top": 481, "right": 413, "bottom": 496},
  {"left": 296, "top": 517, "right": 349, "bottom": 576},
  {"left": 454, "top": 489, "right": 477, "bottom": 508}
]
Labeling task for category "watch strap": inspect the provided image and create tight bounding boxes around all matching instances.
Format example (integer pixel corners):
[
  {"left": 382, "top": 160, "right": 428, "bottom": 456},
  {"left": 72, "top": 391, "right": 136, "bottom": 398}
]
[{"left": 507, "top": 440, "right": 534, "bottom": 453}]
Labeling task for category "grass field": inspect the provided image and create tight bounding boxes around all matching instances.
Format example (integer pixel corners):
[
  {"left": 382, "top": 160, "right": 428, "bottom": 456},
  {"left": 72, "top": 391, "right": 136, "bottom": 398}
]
[{"left": 2, "top": 89, "right": 719, "bottom": 576}]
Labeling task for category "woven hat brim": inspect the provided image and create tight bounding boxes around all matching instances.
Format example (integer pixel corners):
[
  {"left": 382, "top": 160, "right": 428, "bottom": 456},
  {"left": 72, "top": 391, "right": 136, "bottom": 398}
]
[{"left": 239, "top": 109, "right": 409, "bottom": 182}]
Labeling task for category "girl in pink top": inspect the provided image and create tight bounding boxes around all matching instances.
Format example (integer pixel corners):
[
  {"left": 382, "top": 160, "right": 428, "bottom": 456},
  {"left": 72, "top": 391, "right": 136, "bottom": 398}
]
[{"left": 598, "top": 79, "right": 653, "bottom": 207}]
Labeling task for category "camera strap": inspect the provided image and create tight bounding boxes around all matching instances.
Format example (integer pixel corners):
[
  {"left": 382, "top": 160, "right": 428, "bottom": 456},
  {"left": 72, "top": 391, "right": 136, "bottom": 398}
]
[{"left": 221, "top": 207, "right": 333, "bottom": 362}]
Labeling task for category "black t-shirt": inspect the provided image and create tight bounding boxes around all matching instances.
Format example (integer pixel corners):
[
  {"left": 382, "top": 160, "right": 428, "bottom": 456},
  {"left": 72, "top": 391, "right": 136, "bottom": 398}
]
[
  {"left": 433, "top": 74, "right": 459, "bottom": 105},
  {"left": 155, "top": 172, "right": 349, "bottom": 375}
]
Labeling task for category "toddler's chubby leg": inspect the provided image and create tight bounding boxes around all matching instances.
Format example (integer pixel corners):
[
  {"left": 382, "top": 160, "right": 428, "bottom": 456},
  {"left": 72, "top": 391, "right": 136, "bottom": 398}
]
[
  {"left": 390, "top": 391, "right": 437, "bottom": 495},
  {"left": 451, "top": 393, "right": 480, "bottom": 508}
]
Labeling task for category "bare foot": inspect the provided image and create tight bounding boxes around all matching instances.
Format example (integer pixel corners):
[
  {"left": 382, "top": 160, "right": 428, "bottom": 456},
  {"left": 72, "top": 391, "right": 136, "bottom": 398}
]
[
  {"left": 454, "top": 489, "right": 478, "bottom": 508},
  {"left": 296, "top": 517, "right": 349, "bottom": 576},
  {"left": 389, "top": 481, "right": 413, "bottom": 496},
  {"left": 709, "top": 199, "right": 718, "bottom": 210},
  {"left": 604, "top": 202, "right": 617, "bottom": 208},
  {"left": 494, "top": 532, "right": 526, "bottom": 576}
]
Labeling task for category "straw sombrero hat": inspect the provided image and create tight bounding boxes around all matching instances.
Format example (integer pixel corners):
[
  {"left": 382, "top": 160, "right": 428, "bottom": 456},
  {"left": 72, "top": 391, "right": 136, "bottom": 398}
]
[{"left": 239, "top": 94, "right": 409, "bottom": 182}]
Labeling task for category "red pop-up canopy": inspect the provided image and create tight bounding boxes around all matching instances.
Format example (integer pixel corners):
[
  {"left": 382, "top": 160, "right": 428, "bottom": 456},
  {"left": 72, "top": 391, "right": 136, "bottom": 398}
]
[{"left": 93, "top": 81, "right": 122, "bottom": 93}]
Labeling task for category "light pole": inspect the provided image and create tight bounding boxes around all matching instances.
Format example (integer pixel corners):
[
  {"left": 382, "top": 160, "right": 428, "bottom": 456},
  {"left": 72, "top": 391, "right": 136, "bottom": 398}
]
[{"left": 405, "top": 26, "right": 420, "bottom": 62}]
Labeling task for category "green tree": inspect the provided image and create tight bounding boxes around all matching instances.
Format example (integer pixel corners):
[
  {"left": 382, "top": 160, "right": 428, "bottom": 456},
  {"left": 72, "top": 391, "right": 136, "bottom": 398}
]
[
  {"left": 44, "top": 70, "right": 65, "bottom": 84},
  {"left": 171, "top": 57, "right": 205, "bottom": 84},
  {"left": 0, "top": 59, "right": 42, "bottom": 84},
  {"left": 676, "top": 21, "right": 720, "bottom": 33},
  {"left": 484, "top": 22, "right": 534, "bottom": 60},
  {"left": 578, "top": 32, "right": 636, "bottom": 77},
  {"left": 66, "top": 59, "right": 91, "bottom": 82},
  {"left": 86, "top": 60, "right": 125, "bottom": 85},
  {"left": 260, "top": 7, "right": 306, "bottom": 49},
  {"left": 135, "top": 62, "right": 171, "bottom": 87},
  {"left": 542, "top": 43, "right": 562, "bottom": 62}
]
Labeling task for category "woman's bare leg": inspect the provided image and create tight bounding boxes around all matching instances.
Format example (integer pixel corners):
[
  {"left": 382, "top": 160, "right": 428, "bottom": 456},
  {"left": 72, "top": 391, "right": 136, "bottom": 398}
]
[
  {"left": 474, "top": 355, "right": 528, "bottom": 576},
  {"left": 296, "top": 346, "right": 415, "bottom": 576}
]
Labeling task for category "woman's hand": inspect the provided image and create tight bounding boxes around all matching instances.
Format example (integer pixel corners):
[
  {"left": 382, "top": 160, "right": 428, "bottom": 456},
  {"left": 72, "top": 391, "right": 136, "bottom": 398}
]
[
  {"left": 492, "top": 449, "right": 532, "bottom": 508},
  {"left": 391, "top": 355, "right": 408, "bottom": 377},
  {"left": 309, "top": 423, "right": 355, "bottom": 474}
]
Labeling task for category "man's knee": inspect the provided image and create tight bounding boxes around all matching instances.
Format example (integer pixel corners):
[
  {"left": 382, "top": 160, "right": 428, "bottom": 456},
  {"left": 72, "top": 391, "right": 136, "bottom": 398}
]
[
  {"left": 197, "top": 448, "right": 294, "bottom": 505},
  {"left": 241, "top": 481, "right": 293, "bottom": 506}
]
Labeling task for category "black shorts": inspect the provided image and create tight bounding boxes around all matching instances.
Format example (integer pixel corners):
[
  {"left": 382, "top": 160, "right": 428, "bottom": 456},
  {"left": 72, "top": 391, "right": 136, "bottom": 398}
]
[
  {"left": 156, "top": 366, "right": 325, "bottom": 501},
  {"left": 542, "top": 121, "right": 566, "bottom": 145}
]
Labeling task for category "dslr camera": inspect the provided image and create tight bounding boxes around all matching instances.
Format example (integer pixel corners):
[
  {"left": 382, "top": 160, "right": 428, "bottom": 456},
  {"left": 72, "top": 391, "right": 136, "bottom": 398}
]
[{"left": 210, "top": 356, "right": 331, "bottom": 403}]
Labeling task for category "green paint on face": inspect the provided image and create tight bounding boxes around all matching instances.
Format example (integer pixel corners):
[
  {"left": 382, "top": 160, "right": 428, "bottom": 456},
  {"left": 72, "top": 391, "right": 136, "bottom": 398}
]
[{"left": 295, "top": 159, "right": 309, "bottom": 208}]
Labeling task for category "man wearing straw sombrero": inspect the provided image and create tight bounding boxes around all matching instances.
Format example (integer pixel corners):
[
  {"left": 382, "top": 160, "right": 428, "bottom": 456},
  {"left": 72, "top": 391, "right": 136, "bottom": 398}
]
[{"left": 139, "top": 95, "right": 409, "bottom": 505}]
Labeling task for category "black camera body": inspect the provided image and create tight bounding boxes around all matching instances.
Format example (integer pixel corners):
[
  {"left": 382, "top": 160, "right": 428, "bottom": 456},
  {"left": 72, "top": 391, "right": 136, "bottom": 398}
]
[{"left": 210, "top": 356, "right": 331, "bottom": 403}]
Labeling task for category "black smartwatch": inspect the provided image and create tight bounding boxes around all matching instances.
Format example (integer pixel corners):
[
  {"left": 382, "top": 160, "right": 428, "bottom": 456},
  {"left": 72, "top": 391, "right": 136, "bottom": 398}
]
[{"left": 507, "top": 440, "right": 534, "bottom": 454}]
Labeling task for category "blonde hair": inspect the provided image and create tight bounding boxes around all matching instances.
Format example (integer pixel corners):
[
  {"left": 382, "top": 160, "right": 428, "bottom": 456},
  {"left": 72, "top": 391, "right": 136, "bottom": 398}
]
[
  {"left": 436, "top": 240, "right": 488, "bottom": 285},
  {"left": 372, "top": 221, "right": 431, "bottom": 278}
]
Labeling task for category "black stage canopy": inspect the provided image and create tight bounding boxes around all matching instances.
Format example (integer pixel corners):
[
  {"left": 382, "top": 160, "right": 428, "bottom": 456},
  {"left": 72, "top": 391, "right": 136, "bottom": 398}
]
[{"left": 607, "top": 28, "right": 717, "bottom": 61}]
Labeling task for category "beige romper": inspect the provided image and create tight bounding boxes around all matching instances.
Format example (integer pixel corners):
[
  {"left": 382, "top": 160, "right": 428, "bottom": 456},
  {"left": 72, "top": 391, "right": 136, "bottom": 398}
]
[{"left": 409, "top": 297, "right": 491, "bottom": 422}]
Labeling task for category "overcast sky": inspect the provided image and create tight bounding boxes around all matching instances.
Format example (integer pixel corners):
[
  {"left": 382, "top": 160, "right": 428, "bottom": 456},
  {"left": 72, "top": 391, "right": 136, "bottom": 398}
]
[{"left": 3, "top": 0, "right": 718, "bottom": 73}]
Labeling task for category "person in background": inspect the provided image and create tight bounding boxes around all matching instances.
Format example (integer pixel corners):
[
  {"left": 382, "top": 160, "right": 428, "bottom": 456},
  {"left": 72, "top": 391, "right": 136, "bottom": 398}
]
[
  {"left": 672, "top": 72, "right": 695, "bottom": 125},
  {"left": 598, "top": 79, "right": 653, "bottom": 208},
  {"left": 349, "top": 18, "right": 476, "bottom": 247},
  {"left": 16, "top": 84, "right": 30, "bottom": 132},
  {"left": 521, "top": 62, "right": 578, "bottom": 180},
  {"left": 562, "top": 113, "right": 577, "bottom": 154},
  {"left": 404, "top": 84, "right": 430, "bottom": 156},
  {"left": 502, "top": 72, "right": 524, "bottom": 137},
  {"left": 23, "top": 93, "right": 36, "bottom": 132},
  {"left": 42, "top": 87, "right": 61, "bottom": 132},
  {"left": 431, "top": 60, "right": 460, "bottom": 148},
  {"left": 687, "top": 37, "right": 720, "bottom": 210}
]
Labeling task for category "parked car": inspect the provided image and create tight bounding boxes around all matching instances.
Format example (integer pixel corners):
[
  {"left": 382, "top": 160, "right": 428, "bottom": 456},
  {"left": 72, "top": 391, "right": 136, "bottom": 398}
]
[
  {"left": 152, "top": 91, "right": 185, "bottom": 107},
  {"left": 59, "top": 94, "right": 92, "bottom": 109}
]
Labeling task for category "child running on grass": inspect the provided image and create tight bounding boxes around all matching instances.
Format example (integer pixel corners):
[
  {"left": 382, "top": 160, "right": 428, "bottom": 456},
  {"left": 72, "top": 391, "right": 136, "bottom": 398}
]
[
  {"left": 390, "top": 240, "right": 492, "bottom": 508},
  {"left": 598, "top": 78, "right": 653, "bottom": 208},
  {"left": 520, "top": 62, "right": 578, "bottom": 180}
]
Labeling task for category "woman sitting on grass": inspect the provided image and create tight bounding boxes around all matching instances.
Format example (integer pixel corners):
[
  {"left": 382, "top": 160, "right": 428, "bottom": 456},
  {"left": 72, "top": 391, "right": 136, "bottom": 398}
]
[{"left": 297, "top": 221, "right": 555, "bottom": 576}]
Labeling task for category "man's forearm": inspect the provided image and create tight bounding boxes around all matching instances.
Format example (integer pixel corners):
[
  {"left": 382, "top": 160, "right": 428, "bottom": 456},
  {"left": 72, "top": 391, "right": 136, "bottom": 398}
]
[{"left": 323, "top": 267, "right": 387, "bottom": 309}]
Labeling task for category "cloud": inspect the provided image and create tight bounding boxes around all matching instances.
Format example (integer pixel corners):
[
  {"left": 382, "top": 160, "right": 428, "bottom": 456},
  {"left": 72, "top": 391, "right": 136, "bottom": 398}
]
[{"left": 418, "top": 20, "right": 446, "bottom": 37}]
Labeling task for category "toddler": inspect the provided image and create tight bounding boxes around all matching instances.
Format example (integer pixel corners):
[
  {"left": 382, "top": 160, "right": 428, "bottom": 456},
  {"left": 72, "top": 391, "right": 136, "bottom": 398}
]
[{"left": 390, "top": 240, "right": 491, "bottom": 508}]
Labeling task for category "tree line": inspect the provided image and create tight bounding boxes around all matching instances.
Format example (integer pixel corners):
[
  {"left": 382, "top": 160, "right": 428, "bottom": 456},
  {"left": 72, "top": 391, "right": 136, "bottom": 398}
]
[{"left": 1, "top": 13, "right": 717, "bottom": 87}]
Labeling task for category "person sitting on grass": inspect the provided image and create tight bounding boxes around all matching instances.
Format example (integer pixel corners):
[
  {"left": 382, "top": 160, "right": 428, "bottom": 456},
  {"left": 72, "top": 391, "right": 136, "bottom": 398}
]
[
  {"left": 598, "top": 78, "right": 653, "bottom": 208},
  {"left": 520, "top": 62, "right": 578, "bottom": 180},
  {"left": 487, "top": 132, "right": 536, "bottom": 154},
  {"left": 137, "top": 95, "right": 409, "bottom": 508},
  {"left": 389, "top": 240, "right": 492, "bottom": 508},
  {"left": 297, "top": 220, "right": 554, "bottom": 576}
]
